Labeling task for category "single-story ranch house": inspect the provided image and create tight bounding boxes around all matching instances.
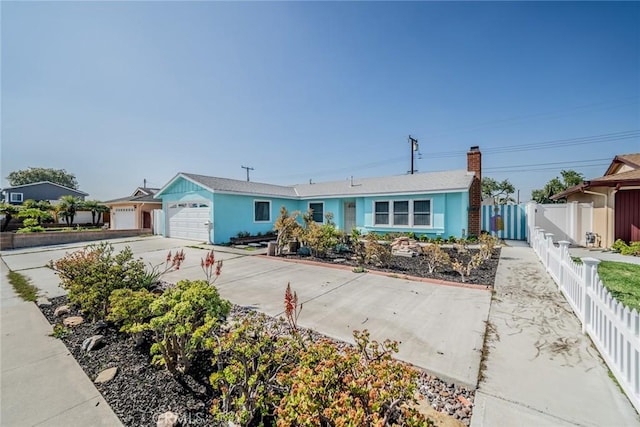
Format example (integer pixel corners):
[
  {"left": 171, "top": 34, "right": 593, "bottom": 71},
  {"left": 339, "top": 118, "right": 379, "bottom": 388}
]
[
  {"left": 154, "top": 147, "right": 482, "bottom": 244},
  {"left": 104, "top": 187, "right": 162, "bottom": 230}
]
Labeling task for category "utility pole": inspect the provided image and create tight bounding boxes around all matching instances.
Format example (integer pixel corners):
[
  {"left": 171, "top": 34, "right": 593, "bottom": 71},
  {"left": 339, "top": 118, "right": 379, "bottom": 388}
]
[
  {"left": 241, "top": 165, "right": 254, "bottom": 182},
  {"left": 408, "top": 135, "right": 419, "bottom": 174}
]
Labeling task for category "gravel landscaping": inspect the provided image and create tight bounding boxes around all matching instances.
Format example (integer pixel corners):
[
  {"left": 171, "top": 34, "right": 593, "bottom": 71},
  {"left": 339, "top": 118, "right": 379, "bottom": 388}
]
[
  {"left": 40, "top": 294, "right": 483, "bottom": 426},
  {"left": 282, "top": 246, "right": 501, "bottom": 287},
  {"left": 36, "top": 244, "right": 500, "bottom": 426}
]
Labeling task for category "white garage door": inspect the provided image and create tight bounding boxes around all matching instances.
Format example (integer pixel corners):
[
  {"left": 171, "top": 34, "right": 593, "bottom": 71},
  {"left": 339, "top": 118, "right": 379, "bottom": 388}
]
[
  {"left": 113, "top": 207, "right": 136, "bottom": 230},
  {"left": 167, "top": 201, "right": 211, "bottom": 242}
]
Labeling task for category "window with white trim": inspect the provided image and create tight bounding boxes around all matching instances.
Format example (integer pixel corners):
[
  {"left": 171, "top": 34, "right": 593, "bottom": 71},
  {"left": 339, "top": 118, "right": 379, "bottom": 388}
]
[
  {"left": 254, "top": 200, "right": 271, "bottom": 222},
  {"left": 309, "top": 202, "right": 324, "bottom": 223},
  {"left": 373, "top": 199, "right": 432, "bottom": 227},
  {"left": 10, "top": 193, "right": 23, "bottom": 203},
  {"left": 374, "top": 201, "right": 389, "bottom": 225},
  {"left": 393, "top": 201, "right": 409, "bottom": 225},
  {"left": 413, "top": 200, "right": 431, "bottom": 226}
]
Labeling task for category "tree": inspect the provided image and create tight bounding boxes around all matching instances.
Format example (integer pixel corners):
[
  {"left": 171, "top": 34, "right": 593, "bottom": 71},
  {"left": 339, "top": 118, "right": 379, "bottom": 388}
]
[
  {"left": 0, "top": 203, "right": 19, "bottom": 232},
  {"left": 7, "top": 167, "right": 78, "bottom": 189},
  {"left": 482, "top": 177, "right": 516, "bottom": 204},
  {"left": 531, "top": 169, "right": 584, "bottom": 204},
  {"left": 81, "top": 200, "right": 110, "bottom": 225},
  {"left": 57, "top": 195, "right": 81, "bottom": 226}
]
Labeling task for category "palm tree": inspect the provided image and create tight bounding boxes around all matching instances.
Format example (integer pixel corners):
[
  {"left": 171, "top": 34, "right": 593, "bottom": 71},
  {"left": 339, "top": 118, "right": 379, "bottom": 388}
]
[
  {"left": 58, "top": 195, "right": 80, "bottom": 226},
  {"left": 81, "top": 200, "right": 110, "bottom": 226}
]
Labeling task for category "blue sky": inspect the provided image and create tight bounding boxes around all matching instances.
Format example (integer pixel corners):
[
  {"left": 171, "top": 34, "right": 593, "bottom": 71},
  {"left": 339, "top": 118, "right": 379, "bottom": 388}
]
[{"left": 2, "top": 1, "right": 639, "bottom": 202}]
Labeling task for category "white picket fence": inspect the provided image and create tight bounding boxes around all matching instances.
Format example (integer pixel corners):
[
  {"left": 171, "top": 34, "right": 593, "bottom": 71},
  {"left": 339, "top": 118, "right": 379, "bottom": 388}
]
[{"left": 531, "top": 227, "right": 640, "bottom": 413}]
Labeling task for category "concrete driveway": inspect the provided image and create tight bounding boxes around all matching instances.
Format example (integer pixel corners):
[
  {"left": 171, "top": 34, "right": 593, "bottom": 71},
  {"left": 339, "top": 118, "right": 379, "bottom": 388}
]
[{"left": 1, "top": 235, "right": 492, "bottom": 388}]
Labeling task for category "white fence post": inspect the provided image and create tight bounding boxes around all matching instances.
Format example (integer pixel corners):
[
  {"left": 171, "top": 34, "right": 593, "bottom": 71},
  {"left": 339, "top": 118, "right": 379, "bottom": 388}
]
[
  {"left": 558, "top": 240, "right": 570, "bottom": 286},
  {"left": 545, "top": 233, "right": 554, "bottom": 270},
  {"left": 581, "top": 257, "right": 600, "bottom": 334}
]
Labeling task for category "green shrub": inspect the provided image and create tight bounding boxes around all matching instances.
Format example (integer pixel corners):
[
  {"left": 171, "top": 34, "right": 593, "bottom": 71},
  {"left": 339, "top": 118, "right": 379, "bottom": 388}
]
[
  {"left": 130, "top": 280, "right": 231, "bottom": 375},
  {"left": 210, "top": 312, "right": 303, "bottom": 426},
  {"left": 612, "top": 239, "right": 640, "bottom": 256},
  {"left": 299, "top": 211, "right": 339, "bottom": 258},
  {"left": 276, "top": 330, "right": 431, "bottom": 426},
  {"left": 107, "top": 288, "right": 157, "bottom": 332},
  {"left": 48, "top": 243, "right": 147, "bottom": 321}
]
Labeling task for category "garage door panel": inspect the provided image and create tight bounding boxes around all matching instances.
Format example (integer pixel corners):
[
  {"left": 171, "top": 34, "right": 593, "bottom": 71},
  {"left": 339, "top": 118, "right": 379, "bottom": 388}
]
[
  {"left": 167, "top": 201, "right": 211, "bottom": 242},
  {"left": 113, "top": 207, "right": 136, "bottom": 230}
]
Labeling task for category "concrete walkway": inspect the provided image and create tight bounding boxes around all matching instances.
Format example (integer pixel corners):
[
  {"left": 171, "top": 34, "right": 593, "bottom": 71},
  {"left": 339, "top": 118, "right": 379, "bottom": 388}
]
[
  {"left": 569, "top": 246, "right": 640, "bottom": 265},
  {"left": 0, "top": 258, "right": 122, "bottom": 427},
  {"left": 472, "top": 243, "right": 640, "bottom": 427}
]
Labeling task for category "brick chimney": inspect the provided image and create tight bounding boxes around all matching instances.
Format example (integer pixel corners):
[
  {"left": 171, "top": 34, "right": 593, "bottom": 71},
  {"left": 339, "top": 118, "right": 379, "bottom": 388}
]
[{"left": 467, "top": 146, "right": 482, "bottom": 237}]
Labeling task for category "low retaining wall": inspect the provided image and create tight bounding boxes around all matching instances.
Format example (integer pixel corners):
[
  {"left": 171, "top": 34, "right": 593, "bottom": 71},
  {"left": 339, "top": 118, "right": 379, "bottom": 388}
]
[{"left": 0, "top": 229, "right": 152, "bottom": 250}]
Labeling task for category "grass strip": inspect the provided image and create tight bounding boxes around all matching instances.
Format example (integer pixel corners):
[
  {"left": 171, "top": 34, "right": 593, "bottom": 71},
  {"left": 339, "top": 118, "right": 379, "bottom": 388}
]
[
  {"left": 597, "top": 261, "right": 640, "bottom": 312},
  {"left": 7, "top": 271, "right": 38, "bottom": 302}
]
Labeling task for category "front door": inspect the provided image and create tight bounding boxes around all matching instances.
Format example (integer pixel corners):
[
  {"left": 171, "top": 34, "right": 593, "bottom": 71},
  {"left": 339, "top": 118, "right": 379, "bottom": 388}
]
[{"left": 344, "top": 202, "right": 356, "bottom": 233}]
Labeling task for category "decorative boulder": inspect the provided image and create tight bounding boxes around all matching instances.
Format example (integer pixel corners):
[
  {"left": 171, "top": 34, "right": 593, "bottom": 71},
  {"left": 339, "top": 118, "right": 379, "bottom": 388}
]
[
  {"left": 54, "top": 305, "right": 70, "bottom": 317},
  {"left": 94, "top": 367, "right": 118, "bottom": 384},
  {"left": 82, "top": 335, "right": 104, "bottom": 352},
  {"left": 157, "top": 411, "right": 179, "bottom": 427},
  {"left": 63, "top": 316, "right": 84, "bottom": 327}
]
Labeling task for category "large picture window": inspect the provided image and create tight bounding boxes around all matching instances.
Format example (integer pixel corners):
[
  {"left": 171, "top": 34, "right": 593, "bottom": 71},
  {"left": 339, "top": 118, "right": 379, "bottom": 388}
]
[
  {"left": 254, "top": 200, "right": 271, "bottom": 222},
  {"left": 413, "top": 200, "right": 431, "bottom": 226},
  {"left": 373, "top": 199, "right": 431, "bottom": 227},
  {"left": 374, "top": 201, "right": 389, "bottom": 225},
  {"left": 309, "top": 202, "right": 324, "bottom": 223}
]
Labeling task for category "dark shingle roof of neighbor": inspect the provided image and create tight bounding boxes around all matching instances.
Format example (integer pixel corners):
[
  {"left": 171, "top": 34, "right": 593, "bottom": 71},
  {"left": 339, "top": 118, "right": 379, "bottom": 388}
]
[{"left": 178, "top": 170, "right": 474, "bottom": 199}]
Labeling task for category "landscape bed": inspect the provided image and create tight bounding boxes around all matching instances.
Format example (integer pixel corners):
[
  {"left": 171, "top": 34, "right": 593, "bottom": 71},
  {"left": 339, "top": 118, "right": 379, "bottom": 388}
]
[
  {"left": 280, "top": 246, "right": 501, "bottom": 287},
  {"left": 40, "top": 297, "right": 479, "bottom": 426}
]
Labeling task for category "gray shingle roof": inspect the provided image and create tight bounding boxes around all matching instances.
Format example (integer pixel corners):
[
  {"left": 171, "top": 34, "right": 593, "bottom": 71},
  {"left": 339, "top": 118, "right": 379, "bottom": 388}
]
[
  {"left": 104, "top": 194, "right": 162, "bottom": 204},
  {"left": 293, "top": 170, "right": 474, "bottom": 198},
  {"left": 172, "top": 170, "right": 473, "bottom": 200},
  {"left": 182, "top": 173, "right": 298, "bottom": 198}
]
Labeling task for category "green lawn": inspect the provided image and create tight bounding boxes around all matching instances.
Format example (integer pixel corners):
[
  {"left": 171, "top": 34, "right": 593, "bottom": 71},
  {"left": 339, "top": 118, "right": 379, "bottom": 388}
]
[{"left": 597, "top": 261, "right": 640, "bottom": 312}]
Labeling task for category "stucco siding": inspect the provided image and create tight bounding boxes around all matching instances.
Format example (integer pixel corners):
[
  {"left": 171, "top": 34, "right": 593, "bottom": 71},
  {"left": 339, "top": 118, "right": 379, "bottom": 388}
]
[
  {"left": 213, "top": 194, "right": 298, "bottom": 244},
  {"left": 567, "top": 187, "right": 613, "bottom": 247}
]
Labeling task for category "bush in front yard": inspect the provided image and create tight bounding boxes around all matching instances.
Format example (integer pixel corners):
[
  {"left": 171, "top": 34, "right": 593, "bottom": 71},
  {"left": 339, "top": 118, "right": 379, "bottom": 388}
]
[
  {"left": 131, "top": 279, "right": 231, "bottom": 376},
  {"left": 48, "top": 243, "right": 147, "bottom": 321},
  {"left": 276, "top": 330, "right": 431, "bottom": 426}
]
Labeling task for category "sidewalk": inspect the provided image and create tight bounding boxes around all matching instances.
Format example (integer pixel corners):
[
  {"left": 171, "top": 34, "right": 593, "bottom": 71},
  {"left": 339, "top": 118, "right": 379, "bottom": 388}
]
[
  {"left": 471, "top": 244, "right": 640, "bottom": 427},
  {"left": 0, "top": 258, "right": 122, "bottom": 427}
]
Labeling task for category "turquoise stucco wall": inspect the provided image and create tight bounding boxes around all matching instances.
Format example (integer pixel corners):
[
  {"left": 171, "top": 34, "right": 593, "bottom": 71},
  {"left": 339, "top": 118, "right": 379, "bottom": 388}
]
[
  {"left": 357, "top": 191, "right": 469, "bottom": 239},
  {"left": 213, "top": 194, "right": 298, "bottom": 244}
]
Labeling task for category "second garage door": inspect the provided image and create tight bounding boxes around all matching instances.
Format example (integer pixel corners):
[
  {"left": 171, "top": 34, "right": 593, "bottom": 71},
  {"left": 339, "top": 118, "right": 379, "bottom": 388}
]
[
  {"left": 113, "top": 207, "right": 136, "bottom": 230},
  {"left": 167, "top": 201, "right": 211, "bottom": 242}
]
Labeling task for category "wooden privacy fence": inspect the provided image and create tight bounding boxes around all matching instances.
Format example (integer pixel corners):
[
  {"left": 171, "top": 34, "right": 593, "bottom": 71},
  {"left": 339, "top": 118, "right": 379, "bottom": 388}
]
[
  {"left": 481, "top": 203, "right": 527, "bottom": 240},
  {"left": 532, "top": 227, "right": 640, "bottom": 413}
]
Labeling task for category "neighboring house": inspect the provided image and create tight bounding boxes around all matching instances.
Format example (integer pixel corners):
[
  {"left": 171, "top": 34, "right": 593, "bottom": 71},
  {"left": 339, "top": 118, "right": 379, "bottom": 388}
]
[
  {"left": 104, "top": 187, "right": 161, "bottom": 230},
  {"left": 0, "top": 181, "right": 88, "bottom": 205},
  {"left": 153, "top": 147, "right": 482, "bottom": 244},
  {"left": 551, "top": 153, "right": 640, "bottom": 246}
]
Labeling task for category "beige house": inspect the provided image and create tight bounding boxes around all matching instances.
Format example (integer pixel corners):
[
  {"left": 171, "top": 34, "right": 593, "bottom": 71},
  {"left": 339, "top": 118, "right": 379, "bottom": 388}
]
[
  {"left": 552, "top": 153, "right": 640, "bottom": 247},
  {"left": 104, "top": 187, "right": 161, "bottom": 230}
]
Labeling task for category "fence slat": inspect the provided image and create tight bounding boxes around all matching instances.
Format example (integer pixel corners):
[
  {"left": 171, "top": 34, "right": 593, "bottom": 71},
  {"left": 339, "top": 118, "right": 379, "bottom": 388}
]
[{"left": 530, "top": 228, "right": 640, "bottom": 413}]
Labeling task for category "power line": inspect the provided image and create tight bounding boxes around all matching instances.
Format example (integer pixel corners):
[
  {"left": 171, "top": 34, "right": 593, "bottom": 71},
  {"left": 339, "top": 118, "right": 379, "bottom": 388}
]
[
  {"left": 429, "top": 96, "right": 639, "bottom": 137},
  {"left": 484, "top": 163, "right": 610, "bottom": 174},
  {"left": 484, "top": 158, "right": 611, "bottom": 171},
  {"left": 426, "top": 130, "right": 639, "bottom": 158},
  {"left": 264, "top": 129, "right": 638, "bottom": 182}
]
